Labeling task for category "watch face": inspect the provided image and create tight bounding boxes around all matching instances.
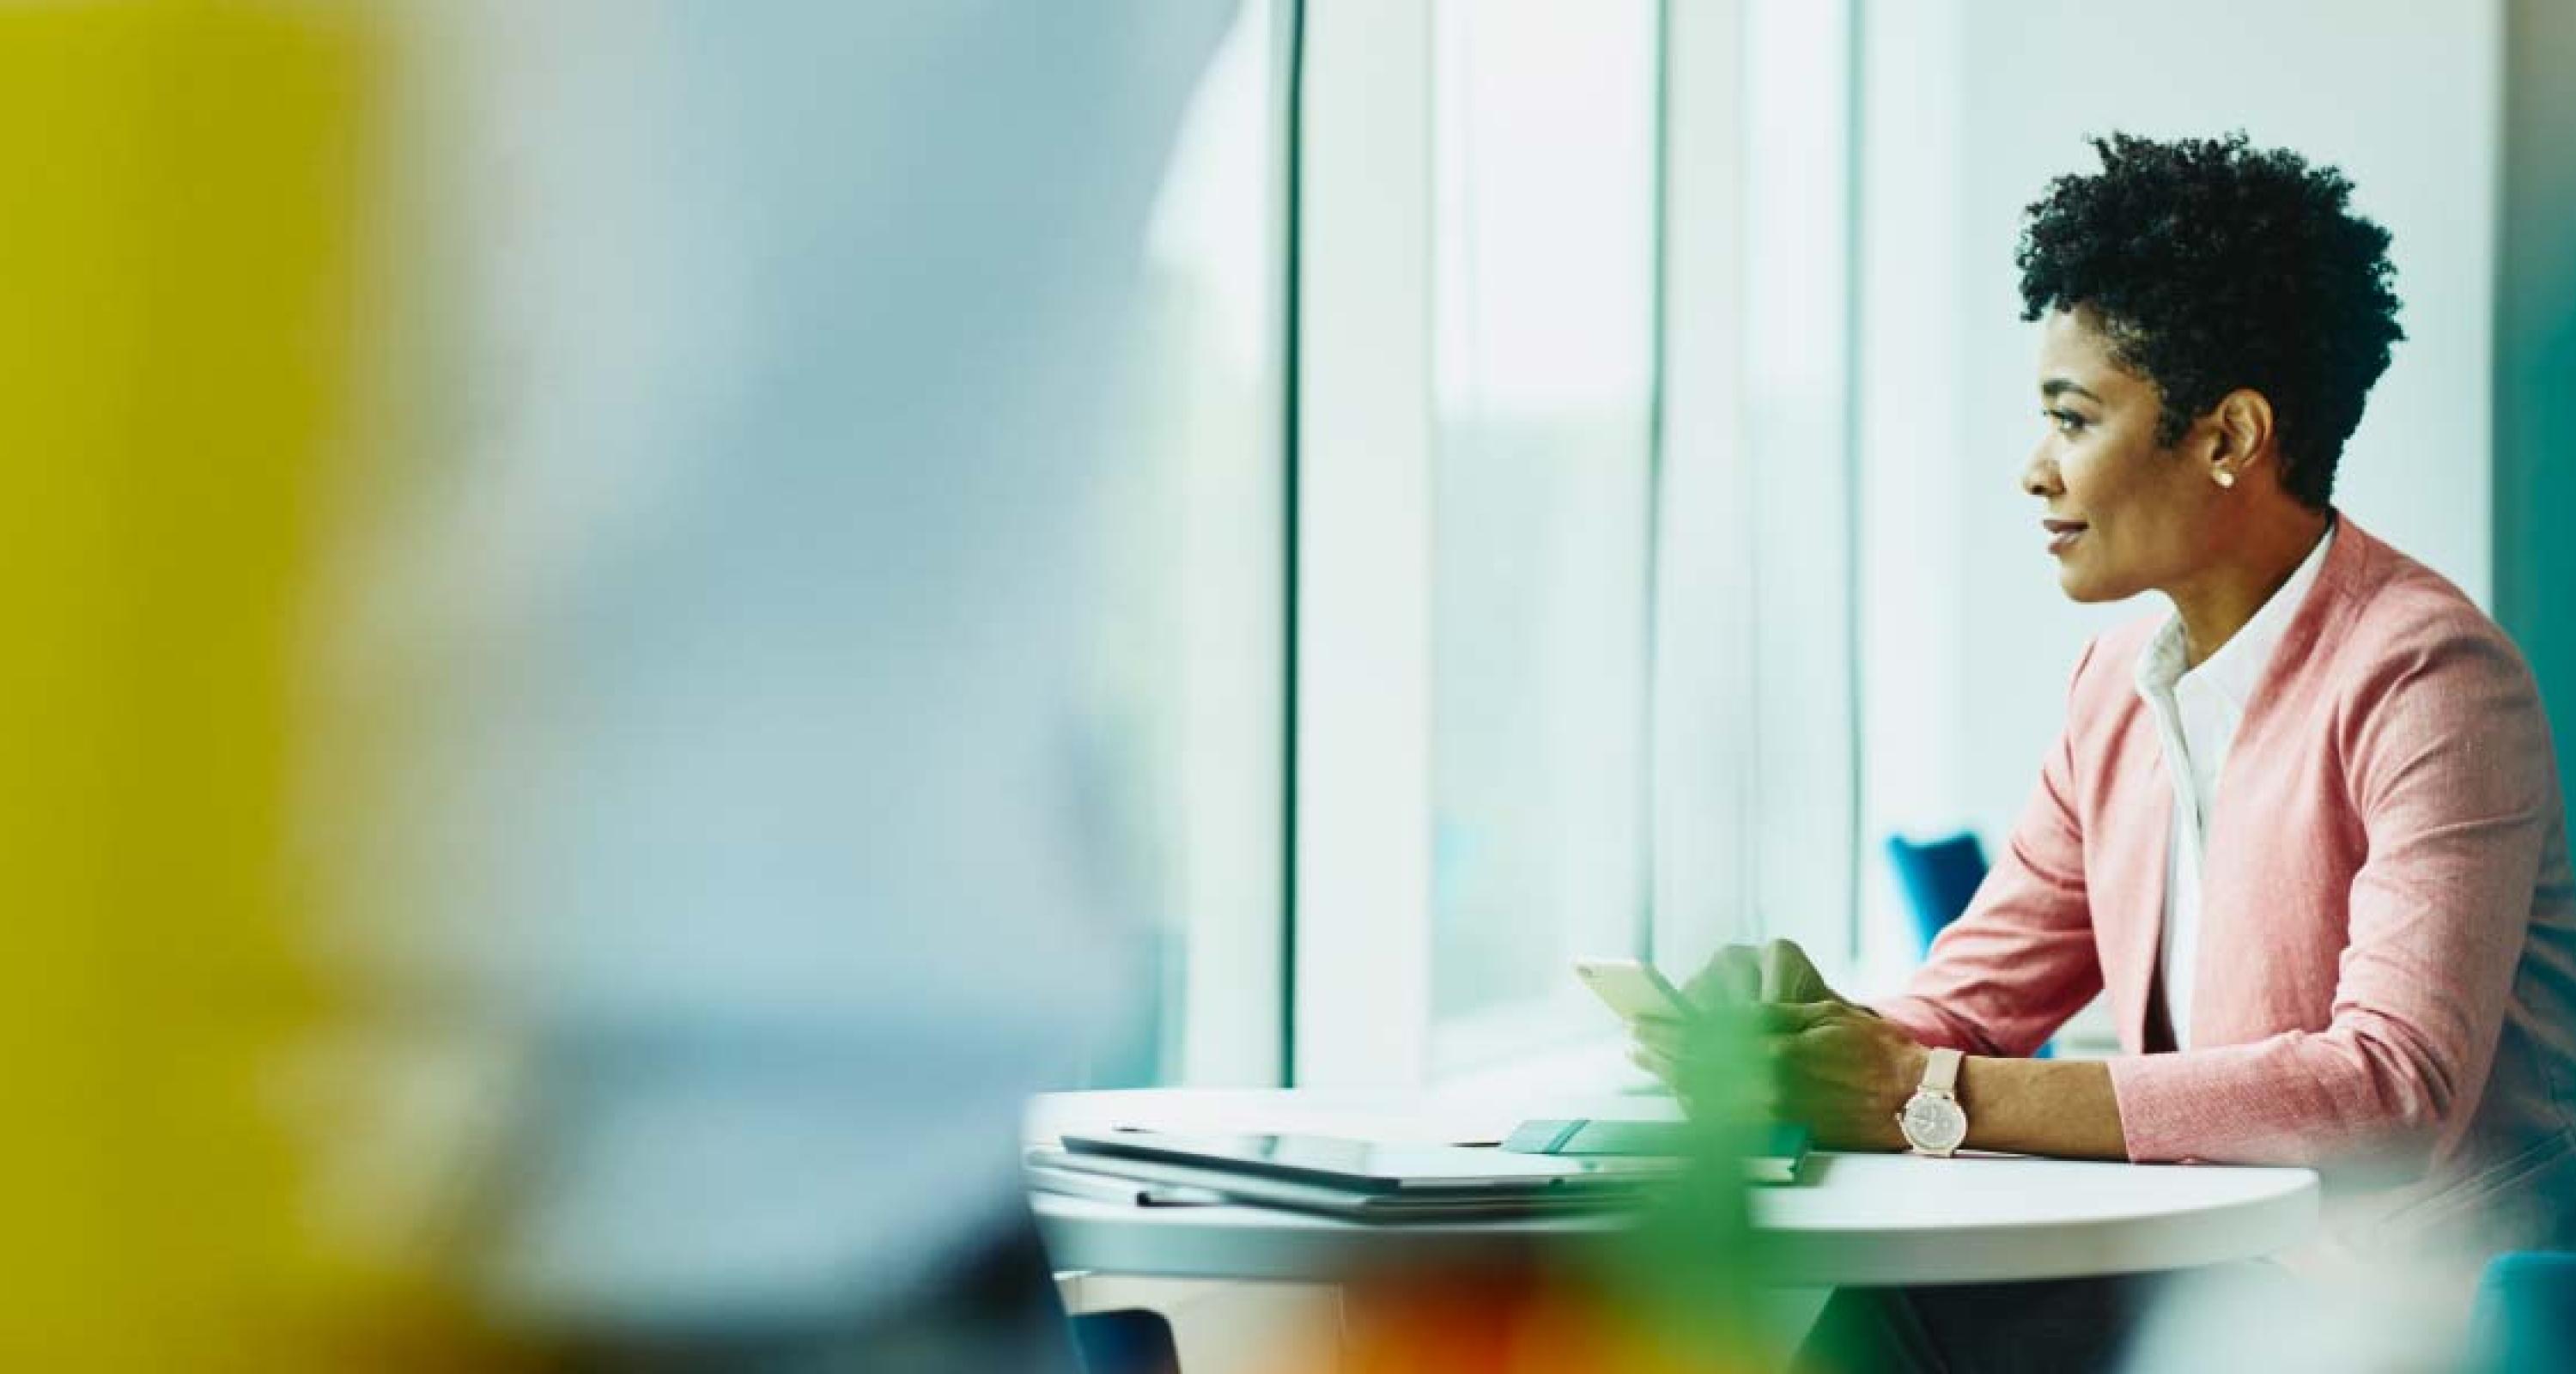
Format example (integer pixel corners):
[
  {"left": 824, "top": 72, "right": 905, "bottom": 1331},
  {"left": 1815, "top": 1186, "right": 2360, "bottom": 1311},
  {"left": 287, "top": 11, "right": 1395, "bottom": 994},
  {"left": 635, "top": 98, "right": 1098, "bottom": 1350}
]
[{"left": 1899, "top": 1093, "right": 1968, "bottom": 1153}]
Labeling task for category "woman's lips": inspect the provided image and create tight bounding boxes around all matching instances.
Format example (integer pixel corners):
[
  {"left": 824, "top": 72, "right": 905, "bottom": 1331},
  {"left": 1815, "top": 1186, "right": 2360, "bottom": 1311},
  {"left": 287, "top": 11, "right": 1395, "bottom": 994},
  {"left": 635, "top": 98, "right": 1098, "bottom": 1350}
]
[{"left": 2043, "top": 520, "right": 2087, "bottom": 556}]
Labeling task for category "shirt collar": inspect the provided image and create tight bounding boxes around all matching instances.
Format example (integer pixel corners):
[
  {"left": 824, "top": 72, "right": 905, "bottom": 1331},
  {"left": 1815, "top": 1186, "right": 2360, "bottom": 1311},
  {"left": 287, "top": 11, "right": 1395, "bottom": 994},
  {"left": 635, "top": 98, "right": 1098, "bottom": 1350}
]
[{"left": 2134, "top": 517, "right": 2338, "bottom": 711}]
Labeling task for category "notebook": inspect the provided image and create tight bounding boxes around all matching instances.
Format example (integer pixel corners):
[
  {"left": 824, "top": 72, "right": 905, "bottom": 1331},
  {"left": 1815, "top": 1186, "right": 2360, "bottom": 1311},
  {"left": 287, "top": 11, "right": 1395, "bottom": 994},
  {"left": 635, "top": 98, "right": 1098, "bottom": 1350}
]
[{"left": 1500, "top": 1118, "right": 1811, "bottom": 1185}]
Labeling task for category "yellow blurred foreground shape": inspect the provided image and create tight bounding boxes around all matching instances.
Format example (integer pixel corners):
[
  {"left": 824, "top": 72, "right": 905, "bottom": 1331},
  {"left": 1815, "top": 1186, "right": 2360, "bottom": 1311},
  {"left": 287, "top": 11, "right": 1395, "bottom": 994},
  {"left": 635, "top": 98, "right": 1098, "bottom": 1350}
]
[{"left": 0, "top": 4, "right": 520, "bottom": 1367}]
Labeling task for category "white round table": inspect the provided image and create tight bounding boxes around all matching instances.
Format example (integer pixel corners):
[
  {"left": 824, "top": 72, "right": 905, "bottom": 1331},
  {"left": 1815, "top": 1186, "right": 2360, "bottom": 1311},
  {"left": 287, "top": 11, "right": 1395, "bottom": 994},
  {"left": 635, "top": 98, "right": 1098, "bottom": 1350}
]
[{"left": 1027, "top": 1089, "right": 2320, "bottom": 1287}]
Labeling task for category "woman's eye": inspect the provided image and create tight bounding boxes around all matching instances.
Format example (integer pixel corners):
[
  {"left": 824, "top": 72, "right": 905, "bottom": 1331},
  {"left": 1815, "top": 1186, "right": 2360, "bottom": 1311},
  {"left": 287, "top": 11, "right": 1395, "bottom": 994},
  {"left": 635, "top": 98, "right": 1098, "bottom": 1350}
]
[{"left": 2045, "top": 409, "right": 2088, "bottom": 436}]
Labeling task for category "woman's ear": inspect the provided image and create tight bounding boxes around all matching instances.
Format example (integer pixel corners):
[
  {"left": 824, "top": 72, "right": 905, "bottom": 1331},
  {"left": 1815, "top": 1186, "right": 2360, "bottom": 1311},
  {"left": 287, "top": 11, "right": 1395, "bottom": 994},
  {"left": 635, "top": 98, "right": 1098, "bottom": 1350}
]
[{"left": 2210, "top": 389, "right": 2275, "bottom": 486}]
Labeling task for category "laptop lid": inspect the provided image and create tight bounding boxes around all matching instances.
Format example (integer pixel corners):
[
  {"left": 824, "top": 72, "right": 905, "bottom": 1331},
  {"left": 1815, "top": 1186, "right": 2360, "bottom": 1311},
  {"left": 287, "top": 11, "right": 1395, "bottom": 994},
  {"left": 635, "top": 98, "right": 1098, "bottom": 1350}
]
[{"left": 1058, "top": 1130, "right": 1672, "bottom": 1195}]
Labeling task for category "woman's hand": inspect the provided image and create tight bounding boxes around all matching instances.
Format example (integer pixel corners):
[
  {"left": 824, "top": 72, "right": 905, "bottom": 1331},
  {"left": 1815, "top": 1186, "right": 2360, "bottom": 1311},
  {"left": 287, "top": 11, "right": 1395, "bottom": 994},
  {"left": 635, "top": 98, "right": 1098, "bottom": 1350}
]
[
  {"left": 1628, "top": 938, "right": 1823, "bottom": 1094},
  {"left": 1754, "top": 1001, "right": 1928, "bottom": 1152},
  {"left": 1628, "top": 998, "right": 1924, "bottom": 1151},
  {"left": 1631, "top": 940, "right": 1927, "bottom": 1149},
  {"left": 1627, "top": 1011, "right": 1771, "bottom": 1123},
  {"left": 1679, "top": 938, "right": 1852, "bottom": 1012}
]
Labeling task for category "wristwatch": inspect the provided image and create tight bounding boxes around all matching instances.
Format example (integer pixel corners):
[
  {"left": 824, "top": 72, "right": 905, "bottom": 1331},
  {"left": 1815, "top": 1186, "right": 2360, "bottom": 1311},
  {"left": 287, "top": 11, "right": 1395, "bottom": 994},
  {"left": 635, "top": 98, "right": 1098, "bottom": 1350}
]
[{"left": 1896, "top": 1047, "right": 1969, "bottom": 1156}]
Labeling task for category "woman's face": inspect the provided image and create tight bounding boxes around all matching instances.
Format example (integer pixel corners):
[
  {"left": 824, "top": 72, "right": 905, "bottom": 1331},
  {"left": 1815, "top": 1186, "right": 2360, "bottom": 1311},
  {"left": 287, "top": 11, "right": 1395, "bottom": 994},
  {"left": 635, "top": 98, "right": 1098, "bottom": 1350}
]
[{"left": 2020, "top": 307, "right": 2224, "bottom": 603}]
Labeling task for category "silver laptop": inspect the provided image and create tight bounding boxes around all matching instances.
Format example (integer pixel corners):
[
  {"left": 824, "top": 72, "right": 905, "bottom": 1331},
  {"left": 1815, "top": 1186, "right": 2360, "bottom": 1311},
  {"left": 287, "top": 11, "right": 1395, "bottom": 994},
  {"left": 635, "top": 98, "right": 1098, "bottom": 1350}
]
[{"left": 1037, "top": 1130, "right": 1673, "bottom": 1219}]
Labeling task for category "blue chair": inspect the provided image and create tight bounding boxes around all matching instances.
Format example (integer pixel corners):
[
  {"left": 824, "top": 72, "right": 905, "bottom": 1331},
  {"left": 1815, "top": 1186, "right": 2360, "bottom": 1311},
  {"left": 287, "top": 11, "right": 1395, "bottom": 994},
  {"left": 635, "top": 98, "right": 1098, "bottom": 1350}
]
[
  {"left": 1885, "top": 831, "right": 1990, "bottom": 953},
  {"left": 1884, "top": 831, "right": 2052, "bottom": 1058},
  {"left": 2474, "top": 1252, "right": 2576, "bottom": 1372}
]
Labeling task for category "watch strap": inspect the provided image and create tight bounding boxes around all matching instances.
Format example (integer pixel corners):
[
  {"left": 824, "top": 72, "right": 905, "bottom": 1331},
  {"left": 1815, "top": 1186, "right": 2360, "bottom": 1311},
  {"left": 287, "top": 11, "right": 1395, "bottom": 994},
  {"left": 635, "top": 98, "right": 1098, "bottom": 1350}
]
[{"left": 1922, "top": 1046, "right": 1962, "bottom": 1096}]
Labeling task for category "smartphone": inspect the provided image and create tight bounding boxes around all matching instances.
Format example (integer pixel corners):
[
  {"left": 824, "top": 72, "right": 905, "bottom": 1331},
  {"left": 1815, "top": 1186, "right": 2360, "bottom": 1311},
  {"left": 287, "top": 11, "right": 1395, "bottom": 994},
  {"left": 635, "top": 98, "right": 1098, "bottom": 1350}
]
[{"left": 1572, "top": 958, "right": 1696, "bottom": 1023}]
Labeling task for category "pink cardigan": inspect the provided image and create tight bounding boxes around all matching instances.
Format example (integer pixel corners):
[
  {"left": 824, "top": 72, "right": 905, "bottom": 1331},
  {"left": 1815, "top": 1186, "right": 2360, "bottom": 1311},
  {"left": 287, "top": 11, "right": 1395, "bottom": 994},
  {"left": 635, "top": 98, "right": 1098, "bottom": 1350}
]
[{"left": 1877, "top": 517, "right": 2576, "bottom": 1225}]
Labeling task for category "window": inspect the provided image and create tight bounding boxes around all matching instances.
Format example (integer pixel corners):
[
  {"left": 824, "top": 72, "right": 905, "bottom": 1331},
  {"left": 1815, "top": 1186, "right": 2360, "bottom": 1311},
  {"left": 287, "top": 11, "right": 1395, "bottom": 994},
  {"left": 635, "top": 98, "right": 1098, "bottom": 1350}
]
[
  {"left": 1425, "top": 0, "right": 1661, "bottom": 1061},
  {"left": 1293, "top": 0, "right": 1861, "bottom": 1086}
]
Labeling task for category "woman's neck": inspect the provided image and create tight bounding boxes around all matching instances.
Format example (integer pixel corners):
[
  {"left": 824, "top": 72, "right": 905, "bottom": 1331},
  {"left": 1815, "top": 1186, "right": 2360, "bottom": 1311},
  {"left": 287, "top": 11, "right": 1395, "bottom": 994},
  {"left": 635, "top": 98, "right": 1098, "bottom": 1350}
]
[{"left": 2166, "top": 504, "right": 2334, "bottom": 671}]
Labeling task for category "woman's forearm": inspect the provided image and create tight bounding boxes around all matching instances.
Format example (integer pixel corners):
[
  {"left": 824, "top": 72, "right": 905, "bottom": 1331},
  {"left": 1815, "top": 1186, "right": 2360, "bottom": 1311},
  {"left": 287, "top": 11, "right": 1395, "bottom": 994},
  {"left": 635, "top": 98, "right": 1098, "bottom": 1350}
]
[{"left": 1956, "top": 1055, "right": 2129, "bottom": 1160}]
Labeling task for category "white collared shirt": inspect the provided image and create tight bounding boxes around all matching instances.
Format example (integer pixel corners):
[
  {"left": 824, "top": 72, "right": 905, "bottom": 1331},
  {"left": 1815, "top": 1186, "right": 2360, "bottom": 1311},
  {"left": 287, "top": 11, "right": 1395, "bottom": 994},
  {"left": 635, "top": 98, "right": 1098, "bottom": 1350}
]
[{"left": 2134, "top": 520, "right": 2336, "bottom": 1049}]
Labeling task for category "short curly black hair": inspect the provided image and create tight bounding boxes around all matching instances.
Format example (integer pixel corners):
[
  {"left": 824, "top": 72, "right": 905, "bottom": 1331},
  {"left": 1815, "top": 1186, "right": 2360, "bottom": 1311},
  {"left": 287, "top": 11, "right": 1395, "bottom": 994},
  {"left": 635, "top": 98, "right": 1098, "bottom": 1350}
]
[{"left": 2016, "top": 131, "right": 2404, "bottom": 510}]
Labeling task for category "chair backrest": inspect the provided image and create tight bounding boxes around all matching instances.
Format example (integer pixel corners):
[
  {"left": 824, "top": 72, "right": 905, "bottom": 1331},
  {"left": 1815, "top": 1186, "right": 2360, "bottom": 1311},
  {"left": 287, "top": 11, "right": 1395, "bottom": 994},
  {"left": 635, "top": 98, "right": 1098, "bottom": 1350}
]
[
  {"left": 2475, "top": 1251, "right": 2576, "bottom": 1373},
  {"left": 1884, "top": 832, "right": 1990, "bottom": 956}
]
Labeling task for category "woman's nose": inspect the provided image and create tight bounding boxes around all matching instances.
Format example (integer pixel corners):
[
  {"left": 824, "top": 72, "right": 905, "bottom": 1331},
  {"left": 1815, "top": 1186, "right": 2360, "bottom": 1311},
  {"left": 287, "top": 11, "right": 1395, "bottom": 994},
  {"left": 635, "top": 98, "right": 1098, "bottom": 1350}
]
[{"left": 2020, "top": 445, "right": 2061, "bottom": 499}]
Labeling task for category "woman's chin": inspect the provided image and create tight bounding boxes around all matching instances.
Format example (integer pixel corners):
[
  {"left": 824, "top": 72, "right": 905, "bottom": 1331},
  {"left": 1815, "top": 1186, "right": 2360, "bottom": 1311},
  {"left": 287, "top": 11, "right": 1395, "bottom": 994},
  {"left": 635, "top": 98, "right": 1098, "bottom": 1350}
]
[{"left": 2054, "top": 563, "right": 2123, "bottom": 605}]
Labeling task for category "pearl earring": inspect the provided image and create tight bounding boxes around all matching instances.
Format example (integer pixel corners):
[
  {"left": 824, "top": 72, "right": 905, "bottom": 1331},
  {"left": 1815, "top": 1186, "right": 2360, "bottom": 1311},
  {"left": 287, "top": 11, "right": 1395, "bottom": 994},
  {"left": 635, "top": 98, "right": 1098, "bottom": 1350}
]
[{"left": 2215, "top": 470, "right": 2236, "bottom": 489}]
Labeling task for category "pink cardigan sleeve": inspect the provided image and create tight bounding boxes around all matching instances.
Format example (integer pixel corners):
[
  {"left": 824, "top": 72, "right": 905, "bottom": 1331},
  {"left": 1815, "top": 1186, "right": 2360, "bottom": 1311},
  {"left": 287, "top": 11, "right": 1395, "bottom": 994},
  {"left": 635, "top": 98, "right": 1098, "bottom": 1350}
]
[
  {"left": 2108, "top": 625, "right": 2560, "bottom": 1172},
  {"left": 1874, "top": 641, "right": 2107, "bottom": 1059}
]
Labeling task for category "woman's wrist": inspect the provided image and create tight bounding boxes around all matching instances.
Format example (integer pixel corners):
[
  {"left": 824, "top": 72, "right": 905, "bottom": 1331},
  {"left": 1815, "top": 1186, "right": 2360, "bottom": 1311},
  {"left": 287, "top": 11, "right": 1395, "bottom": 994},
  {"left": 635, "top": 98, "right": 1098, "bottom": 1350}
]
[
  {"left": 1953, "top": 1055, "right": 2129, "bottom": 1159},
  {"left": 1886, "top": 1041, "right": 1931, "bottom": 1121}
]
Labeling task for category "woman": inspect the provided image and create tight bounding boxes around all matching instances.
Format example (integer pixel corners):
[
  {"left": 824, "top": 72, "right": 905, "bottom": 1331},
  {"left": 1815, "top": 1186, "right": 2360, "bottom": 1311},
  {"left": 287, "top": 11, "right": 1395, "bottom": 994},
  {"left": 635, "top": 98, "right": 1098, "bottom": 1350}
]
[{"left": 1641, "top": 132, "right": 2576, "bottom": 1370}]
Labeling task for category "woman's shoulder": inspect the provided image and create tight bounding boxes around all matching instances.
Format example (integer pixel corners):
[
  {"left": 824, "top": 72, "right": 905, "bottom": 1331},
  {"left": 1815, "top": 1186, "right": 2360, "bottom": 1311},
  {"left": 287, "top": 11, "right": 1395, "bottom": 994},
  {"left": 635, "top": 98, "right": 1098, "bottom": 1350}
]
[
  {"left": 2329, "top": 520, "right": 2534, "bottom": 688},
  {"left": 2299, "top": 522, "right": 2562, "bottom": 805},
  {"left": 2317, "top": 522, "right": 2563, "bottom": 817}
]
